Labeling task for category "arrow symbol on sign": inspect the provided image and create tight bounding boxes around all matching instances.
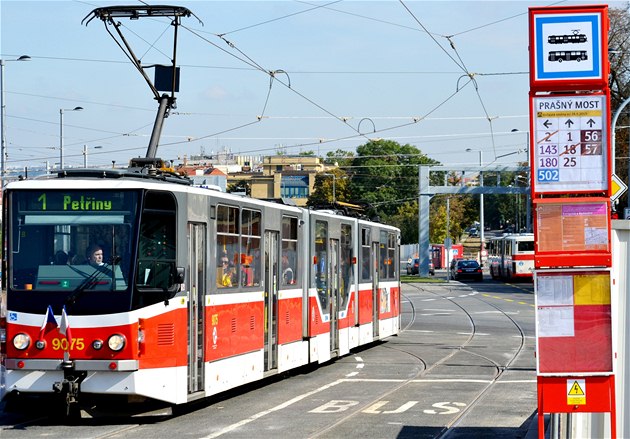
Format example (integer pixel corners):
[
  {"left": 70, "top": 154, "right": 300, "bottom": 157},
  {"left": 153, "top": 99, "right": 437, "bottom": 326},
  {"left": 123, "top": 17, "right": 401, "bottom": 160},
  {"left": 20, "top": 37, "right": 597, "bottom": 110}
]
[
  {"left": 587, "top": 119, "right": 596, "bottom": 127},
  {"left": 565, "top": 119, "right": 574, "bottom": 128},
  {"left": 543, "top": 120, "right": 552, "bottom": 128}
]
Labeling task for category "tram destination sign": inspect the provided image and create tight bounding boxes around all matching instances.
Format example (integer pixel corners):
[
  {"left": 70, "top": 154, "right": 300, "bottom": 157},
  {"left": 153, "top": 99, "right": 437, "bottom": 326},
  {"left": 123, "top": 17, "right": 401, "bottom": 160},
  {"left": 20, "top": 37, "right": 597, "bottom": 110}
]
[{"left": 531, "top": 94, "right": 607, "bottom": 194}]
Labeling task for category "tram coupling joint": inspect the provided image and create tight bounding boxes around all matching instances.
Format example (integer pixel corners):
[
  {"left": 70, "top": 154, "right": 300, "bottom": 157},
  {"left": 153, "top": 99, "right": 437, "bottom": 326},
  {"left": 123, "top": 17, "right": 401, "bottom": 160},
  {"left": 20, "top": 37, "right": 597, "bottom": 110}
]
[{"left": 52, "top": 370, "right": 87, "bottom": 405}]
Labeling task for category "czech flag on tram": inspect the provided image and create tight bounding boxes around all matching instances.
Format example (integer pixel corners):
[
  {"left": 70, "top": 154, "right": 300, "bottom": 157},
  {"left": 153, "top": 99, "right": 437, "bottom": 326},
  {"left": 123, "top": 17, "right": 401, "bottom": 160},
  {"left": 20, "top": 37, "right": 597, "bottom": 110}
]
[
  {"left": 59, "top": 306, "right": 72, "bottom": 344},
  {"left": 38, "top": 305, "right": 58, "bottom": 341}
]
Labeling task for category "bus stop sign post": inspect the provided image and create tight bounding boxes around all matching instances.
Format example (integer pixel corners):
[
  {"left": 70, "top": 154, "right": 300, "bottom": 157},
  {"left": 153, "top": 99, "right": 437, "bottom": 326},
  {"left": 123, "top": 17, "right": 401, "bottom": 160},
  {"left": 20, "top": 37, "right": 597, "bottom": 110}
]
[{"left": 529, "top": 5, "right": 617, "bottom": 438}]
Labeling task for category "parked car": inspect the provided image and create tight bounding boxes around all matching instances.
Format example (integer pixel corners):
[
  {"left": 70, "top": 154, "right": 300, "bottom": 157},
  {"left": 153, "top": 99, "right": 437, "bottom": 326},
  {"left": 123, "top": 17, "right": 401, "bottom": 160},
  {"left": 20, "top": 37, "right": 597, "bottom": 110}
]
[
  {"left": 450, "top": 259, "right": 483, "bottom": 281},
  {"left": 406, "top": 258, "right": 434, "bottom": 275}
]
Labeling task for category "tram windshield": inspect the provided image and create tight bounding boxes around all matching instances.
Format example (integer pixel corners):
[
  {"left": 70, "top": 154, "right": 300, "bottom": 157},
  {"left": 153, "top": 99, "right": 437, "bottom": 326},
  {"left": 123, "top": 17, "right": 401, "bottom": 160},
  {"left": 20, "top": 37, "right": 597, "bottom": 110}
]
[{"left": 7, "top": 189, "right": 139, "bottom": 313}]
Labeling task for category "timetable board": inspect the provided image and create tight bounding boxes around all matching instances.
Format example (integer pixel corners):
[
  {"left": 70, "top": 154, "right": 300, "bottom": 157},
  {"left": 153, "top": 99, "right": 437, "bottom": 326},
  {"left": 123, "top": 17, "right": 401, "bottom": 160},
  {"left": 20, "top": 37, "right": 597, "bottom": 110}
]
[
  {"left": 531, "top": 94, "right": 608, "bottom": 194},
  {"left": 535, "top": 269, "right": 612, "bottom": 375}
]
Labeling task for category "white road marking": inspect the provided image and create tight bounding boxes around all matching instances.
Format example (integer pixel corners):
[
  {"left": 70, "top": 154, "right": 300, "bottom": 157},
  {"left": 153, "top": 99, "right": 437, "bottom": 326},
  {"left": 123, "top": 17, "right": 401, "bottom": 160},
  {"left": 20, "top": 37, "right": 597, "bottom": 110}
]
[{"left": 201, "top": 379, "right": 346, "bottom": 438}]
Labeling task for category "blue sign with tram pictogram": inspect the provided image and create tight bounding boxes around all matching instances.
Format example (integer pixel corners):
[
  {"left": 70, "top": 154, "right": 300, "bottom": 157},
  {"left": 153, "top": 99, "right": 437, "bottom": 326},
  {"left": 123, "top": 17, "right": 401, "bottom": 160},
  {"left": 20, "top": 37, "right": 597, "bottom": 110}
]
[{"left": 532, "top": 12, "right": 602, "bottom": 82}]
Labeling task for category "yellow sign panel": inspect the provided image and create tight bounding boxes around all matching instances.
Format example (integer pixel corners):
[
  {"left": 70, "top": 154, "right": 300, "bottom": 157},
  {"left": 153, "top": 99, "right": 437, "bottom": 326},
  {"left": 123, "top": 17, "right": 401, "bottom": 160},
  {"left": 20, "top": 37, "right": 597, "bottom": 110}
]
[
  {"left": 567, "top": 379, "right": 586, "bottom": 405},
  {"left": 611, "top": 173, "right": 628, "bottom": 202},
  {"left": 574, "top": 274, "right": 611, "bottom": 305}
]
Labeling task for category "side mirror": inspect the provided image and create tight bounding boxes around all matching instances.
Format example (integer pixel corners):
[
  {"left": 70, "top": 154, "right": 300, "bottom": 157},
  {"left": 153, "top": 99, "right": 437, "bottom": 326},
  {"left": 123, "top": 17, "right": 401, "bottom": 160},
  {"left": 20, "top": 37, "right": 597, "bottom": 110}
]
[
  {"left": 174, "top": 267, "right": 186, "bottom": 284},
  {"left": 175, "top": 267, "right": 185, "bottom": 284}
]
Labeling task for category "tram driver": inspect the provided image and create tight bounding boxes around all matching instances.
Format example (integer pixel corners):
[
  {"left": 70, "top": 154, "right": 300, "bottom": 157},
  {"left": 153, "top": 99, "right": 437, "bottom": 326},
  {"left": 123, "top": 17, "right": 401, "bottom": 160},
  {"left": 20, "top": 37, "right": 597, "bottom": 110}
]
[{"left": 86, "top": 244, "right": 105, "bottom": 267}]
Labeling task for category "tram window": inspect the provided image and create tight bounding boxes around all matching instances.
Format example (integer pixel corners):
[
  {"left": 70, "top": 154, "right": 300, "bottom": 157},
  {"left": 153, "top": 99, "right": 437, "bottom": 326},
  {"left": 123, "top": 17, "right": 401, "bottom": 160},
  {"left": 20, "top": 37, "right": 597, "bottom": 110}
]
[
  {"left": 281, "top": 216, "right": 298, "bottom": 286},
  {"left": 315, "top": 220, "right": 328, "bottom": 309},
  {"left": 505, "top": 241, "right": 513, "bottom": 256},
  {"left": 379, "top": 231, "right": 388, "bottom": 279},
  {"left": 240, "top": 209, "right": 261, "bottom": 287},
  {"left": 340, "top": 224, "right": 353, "bottom": 309},
  {"left": 360, "top": 228, "right": 371, "bottom": 281},
  {"left": 216, "top": 205, "right": 239, "bottom": 289},
  {"left": 518, "top": 240, "right": 534, "bottom": 252},
  {"left": 135, "top": 191, "right": 178, "bottom": 305},
  {"left": 387, "top": 233, "right": 397, "bottom": 279}
]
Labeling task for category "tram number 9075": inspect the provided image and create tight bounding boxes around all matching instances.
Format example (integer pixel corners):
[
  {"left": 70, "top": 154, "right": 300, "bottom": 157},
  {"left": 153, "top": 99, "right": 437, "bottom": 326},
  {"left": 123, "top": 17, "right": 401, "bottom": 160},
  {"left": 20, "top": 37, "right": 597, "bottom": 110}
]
[
  {"left": 537, "top": 169, "right": 559, "bottom": 182},
  {"left": 52, "top": 338, "right": 85, "bottom": 351}
]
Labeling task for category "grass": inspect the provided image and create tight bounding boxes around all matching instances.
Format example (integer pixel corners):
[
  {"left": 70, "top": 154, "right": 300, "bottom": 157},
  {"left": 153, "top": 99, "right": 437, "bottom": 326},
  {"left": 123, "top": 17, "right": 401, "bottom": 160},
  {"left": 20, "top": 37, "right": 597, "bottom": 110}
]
[{"left": 400, "top": 274, "right": 445, "bottom": 283}]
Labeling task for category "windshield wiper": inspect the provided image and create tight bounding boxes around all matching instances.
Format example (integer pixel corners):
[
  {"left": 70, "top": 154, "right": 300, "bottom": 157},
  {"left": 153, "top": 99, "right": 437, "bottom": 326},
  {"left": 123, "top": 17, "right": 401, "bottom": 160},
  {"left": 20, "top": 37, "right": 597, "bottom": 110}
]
[{"left": 65, "top": 258, "right": 120, "bottom": 306}]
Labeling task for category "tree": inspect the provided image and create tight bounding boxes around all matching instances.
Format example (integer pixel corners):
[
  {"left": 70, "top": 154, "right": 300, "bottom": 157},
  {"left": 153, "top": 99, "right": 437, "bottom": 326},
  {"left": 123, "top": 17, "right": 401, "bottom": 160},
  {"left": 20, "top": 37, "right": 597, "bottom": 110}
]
[
  {"left": 387, "top": 201, "right": 419, "bottom": 244},
  {"left": 348, "top": 139, "right": 438, "bottom": 217},
  {"left": 609, "top": 5, "right": 630, "bottom": 212},
  {"left": 428, "top": 196, "right": 467, "bottom": 244},
  {"left": 307, "top": 168, "right": 349, "bottom": 206},
  {"left": 609, "top": 5, "right": 630, "bottom": 108},
  {"left": 324, "top": 149, "right": 354, "bottom": 166}
]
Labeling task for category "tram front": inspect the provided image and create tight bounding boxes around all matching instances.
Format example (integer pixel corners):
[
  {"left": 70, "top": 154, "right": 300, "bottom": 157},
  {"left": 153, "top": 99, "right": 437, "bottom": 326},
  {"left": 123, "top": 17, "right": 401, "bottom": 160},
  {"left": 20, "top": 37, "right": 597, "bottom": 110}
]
[{"left": 1, "top": 179, "right": 184, "bottom": 415}]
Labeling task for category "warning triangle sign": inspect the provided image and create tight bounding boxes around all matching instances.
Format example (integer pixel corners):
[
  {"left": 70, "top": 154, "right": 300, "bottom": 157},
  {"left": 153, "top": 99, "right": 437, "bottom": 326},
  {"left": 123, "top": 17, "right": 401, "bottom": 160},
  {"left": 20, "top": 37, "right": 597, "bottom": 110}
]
[{"left": 569, "top": 381, "right": 585, "bottom": 396}]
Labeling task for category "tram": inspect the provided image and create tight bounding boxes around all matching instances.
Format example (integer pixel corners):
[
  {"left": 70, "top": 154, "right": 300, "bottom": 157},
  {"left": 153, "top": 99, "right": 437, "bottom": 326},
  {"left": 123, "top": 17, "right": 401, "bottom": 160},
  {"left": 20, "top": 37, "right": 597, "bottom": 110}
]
[
  {"left": 0, "top": 165, "right": 401, "bottom": 415},
  {"left": 486, "top": 234, "right": 534, "bottom": 281}
]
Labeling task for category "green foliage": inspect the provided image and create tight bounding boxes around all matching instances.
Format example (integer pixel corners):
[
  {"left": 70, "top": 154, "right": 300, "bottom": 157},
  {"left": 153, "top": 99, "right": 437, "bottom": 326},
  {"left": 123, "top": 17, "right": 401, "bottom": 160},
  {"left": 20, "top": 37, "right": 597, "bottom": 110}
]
[
  {"left": 348, "top": 139, "right": 438, "bottom": 216},
  {"left": 385, "top": 201, "right": 418, "bottom": 243},
  {"left": 307, "top": 169, "right": 348, "bottom": 206},
  {"left": 324, "top": 149, "right": 354, "bottom": 166},
  {"left": 429, "top": 196, "right": 467, "bottom": 243}
]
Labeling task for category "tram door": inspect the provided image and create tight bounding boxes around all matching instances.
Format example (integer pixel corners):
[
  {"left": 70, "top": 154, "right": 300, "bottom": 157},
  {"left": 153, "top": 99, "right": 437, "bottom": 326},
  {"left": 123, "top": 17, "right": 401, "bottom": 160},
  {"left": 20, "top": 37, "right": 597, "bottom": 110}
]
[
  {"left": 264, "top": 231, "right": 279, "bottom": 371},
  {"left": 187, "top": 223, "right": 206, "bottom": 393},
  {"left": 371, "top": 241, "right": 380, "bottom": 338},
  {"left": 329, "top": 238, "right": 340, "bottom": 352}
]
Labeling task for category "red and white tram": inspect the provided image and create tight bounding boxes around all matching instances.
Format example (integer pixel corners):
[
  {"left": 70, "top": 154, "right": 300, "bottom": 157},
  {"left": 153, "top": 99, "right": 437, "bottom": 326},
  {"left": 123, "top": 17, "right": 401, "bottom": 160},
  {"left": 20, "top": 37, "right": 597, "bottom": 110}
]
[
  {"left": 0, "top": 167, "right": 400, "bottom": 415},
  {"left": 487, "top": 234, "right": 534, "bottom": 281}
]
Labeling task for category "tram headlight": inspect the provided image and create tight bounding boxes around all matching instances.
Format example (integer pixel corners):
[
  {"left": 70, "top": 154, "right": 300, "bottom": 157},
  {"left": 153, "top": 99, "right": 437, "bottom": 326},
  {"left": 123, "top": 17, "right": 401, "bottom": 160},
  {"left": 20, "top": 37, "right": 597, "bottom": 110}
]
[
  {"left": 12, "top": 333, "right": 31, "bottom": 350},
  {"left": 107, "top": 334, "right": 126, "bottom": 351}
]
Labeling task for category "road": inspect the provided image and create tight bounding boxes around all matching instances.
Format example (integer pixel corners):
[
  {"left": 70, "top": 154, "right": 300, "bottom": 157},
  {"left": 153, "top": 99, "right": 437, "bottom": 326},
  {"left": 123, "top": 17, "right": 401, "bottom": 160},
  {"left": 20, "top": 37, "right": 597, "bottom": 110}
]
[{"left": 0, "top": 277, "right": 537, "bottom": 438}]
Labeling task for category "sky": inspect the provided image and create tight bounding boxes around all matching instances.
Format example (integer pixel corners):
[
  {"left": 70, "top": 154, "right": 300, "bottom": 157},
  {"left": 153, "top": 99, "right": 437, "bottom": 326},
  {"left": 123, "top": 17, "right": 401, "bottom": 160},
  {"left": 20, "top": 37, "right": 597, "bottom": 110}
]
[{"left": 1, "top": 0, "right": 627, "bottom": 174}]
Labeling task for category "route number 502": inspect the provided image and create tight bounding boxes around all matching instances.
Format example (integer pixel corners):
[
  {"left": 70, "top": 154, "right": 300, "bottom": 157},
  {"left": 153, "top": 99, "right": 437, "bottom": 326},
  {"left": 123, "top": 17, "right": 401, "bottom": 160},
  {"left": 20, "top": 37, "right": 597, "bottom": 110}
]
[{"left": 537, "top": 169, "right": 559, "bottom": 182}]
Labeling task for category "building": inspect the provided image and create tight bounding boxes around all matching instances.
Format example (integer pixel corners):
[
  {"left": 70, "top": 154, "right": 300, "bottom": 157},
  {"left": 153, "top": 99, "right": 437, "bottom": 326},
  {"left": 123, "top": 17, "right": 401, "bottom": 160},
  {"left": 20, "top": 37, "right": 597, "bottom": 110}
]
[
  {"left": 228, "top": 155, "right": 329, "bottom": 207},
  {"left": 176, "top": 164, "right": 227, "bottom": 192}
]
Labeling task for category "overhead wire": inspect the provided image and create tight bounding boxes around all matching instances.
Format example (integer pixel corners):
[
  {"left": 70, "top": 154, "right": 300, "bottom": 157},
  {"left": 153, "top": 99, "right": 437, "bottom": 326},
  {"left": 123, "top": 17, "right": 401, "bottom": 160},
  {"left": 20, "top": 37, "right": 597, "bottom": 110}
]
[
  {"left": 5, "top": 2, "right": 533, "bottom": 167},
  {"left": 400, "top": 0, "right": 501, "bottom": 162}
]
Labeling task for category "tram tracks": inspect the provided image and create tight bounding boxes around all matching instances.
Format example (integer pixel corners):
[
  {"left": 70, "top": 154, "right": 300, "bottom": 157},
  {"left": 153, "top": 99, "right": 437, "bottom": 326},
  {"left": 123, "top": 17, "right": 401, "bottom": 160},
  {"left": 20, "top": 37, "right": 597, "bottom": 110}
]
[
  {"left": 308, "top": 282, "right": 528, "bottom": 439},
  {"left": 426, "top": 284, "right": 527, "bottom": 438}
]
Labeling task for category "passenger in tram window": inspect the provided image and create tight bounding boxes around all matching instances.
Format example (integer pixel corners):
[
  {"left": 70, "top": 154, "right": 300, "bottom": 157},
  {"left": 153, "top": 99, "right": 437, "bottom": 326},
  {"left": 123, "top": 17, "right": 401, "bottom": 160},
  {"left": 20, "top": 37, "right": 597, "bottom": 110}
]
[
  {"left": 239, "top": 253, "right": 254, "bottom": 286},
  {"left": 361, "top": 258, "right": 370, "bottom": 280},
  {"left": 281, "top": 252, "right": 294, "bottom": 285},
  {"left": 218, "top": 253, "right": 235, "bottom": 288},
  {"left": 52, "top": 250, "right": 69, "bottom": 265},
  {"left": 86, "top": 244, "right": 105, "bottom": 267}
]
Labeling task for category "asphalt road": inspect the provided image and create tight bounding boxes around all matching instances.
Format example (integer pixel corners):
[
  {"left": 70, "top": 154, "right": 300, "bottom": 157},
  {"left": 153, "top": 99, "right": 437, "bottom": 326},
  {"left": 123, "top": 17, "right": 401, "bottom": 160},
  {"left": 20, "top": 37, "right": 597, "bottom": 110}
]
[{"left": 0, "top": 276, "right": 538, "bottom": 438}]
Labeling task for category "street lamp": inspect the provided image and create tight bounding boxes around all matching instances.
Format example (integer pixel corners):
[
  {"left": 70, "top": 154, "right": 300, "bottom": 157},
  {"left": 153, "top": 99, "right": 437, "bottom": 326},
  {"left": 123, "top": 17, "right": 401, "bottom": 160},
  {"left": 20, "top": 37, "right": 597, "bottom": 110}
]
[
  {"left": 466, "top": 148, "right": 485, "bottom": 262},
  {"left": 1, "top": 55, "right": 31, "bottom": 187},
  {"left": 321, "top": 173, "right": 336, "bottom": 204},
  {"left": 59, "top": 106, "right": 84, "bottom": 169},
  {"left": 83, "top": 145, "right": 103, "bottom": 168}
]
